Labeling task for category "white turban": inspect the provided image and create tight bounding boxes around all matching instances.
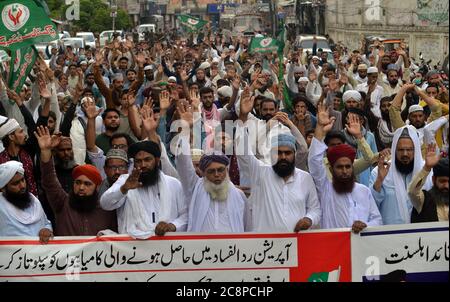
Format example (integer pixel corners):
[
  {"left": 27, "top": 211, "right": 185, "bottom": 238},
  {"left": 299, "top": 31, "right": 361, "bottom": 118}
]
[
  {"left": 367, "top": 67, "right": 379, "bottom": 74},
  {"left": 80, "top": 96, "right": 94, "bottom": 106},
  {"left": 217, "top": 86, "right": 233, "bottom": 98},
  {"left": 0, "top": 161, "right": 24, "bottom": 189},
  {"left": 294, "top": 65, "right": 306, "bottom": 73},
  {"left": 343, "top": 90, "right": 362, "bottom": 103},
  {"left": 298, "top": 77, "right": 309, "bottom": 83},
  {"left": 0, "top": 117, "right": 21, "bottom": 139}
]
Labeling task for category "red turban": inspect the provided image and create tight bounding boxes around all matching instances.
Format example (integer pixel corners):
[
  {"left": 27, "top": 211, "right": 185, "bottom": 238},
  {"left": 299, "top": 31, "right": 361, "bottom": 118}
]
[
  {"left": 72, "top": 164, "right": 102, "bottom": 186},
  {"left": 327, "top": 144, "right": 357, "bottom": 167}
]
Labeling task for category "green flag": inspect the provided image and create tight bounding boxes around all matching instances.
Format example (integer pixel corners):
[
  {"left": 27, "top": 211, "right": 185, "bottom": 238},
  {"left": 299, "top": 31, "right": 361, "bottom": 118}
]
[
  {"left": 249, "top": 36, "right": 281, "bottom": 54},
  {"left": 308, "top": 267, "right": 341, "bottom": 282},
  {"left": 0, "top": 0, "right": 57, "bottom": 51},
  {"left": 8, "top": 45, "right": 37, "bottom": 93},
  {"left": 276, "top": 26, "right": 292, "bottom": 112},
  {"left": 177, "top": 15, "right": 207, "bottom": 32}
]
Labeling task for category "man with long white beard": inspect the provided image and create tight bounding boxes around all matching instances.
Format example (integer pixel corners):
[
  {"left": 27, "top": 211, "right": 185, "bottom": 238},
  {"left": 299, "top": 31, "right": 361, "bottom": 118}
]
[
  {"left": 308, "top": 103, "right": 382, "bottom": 232},
  {"left": 370, "top": 125, "right": 433, "bottom": 225},
  {"left": 100, "top": 140, "right": 187, "bottom": 239},
  {"left": 0, "top": 161, "right": 53, "bottom": 243},
  {"left": 175, "top": 134, "right": 248, "bottom": 232},
  {"left": 408, "top": 145, "right": 448, "bottom": 222},
  {"left": 236, "top": 92, "right": 321, "bottom": 233}
]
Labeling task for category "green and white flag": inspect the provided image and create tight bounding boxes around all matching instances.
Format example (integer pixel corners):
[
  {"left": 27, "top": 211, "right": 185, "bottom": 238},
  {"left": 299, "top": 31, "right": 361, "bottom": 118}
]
[
  {"left": 249, "top": 36, "right": 281, "bottom": 54},
  {"left": 0, "top": 0, "right": 57, "bottom": 51},
  {"left": 308, "top": 267, "right": 341, "bottom": 282},
  {"left": 177, "top": 15, "right": 207, "bottom": 32},
  {"left": 8, "top": 45, "right": 37, "bottom": 93}
]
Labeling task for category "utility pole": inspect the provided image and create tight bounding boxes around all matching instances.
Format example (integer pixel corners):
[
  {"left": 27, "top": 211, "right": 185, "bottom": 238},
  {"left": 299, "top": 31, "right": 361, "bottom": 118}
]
[
  {"left": 111, "top": 0, "right": 118, "bottom": 33},
  {"left": 313, "top": 0, "right": 319, "bottom": 35}
]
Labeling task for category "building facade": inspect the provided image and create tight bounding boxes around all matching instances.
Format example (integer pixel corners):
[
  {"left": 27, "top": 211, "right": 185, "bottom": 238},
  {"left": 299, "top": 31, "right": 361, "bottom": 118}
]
[{"left": 325, "top": 0, "right": 449, "bottom": 65}]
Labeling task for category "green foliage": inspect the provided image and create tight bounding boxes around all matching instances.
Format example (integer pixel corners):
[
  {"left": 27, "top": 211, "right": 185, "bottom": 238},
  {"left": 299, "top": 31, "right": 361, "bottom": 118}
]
[{"left": 45, "top": 0, "right": 131, "bottom": 33}]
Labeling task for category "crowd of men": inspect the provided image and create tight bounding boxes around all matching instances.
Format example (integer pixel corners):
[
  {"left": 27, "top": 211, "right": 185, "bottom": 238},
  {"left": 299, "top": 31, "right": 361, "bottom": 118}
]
[{"left": 0, "top": 28, "right": 448, "bottom": 243}]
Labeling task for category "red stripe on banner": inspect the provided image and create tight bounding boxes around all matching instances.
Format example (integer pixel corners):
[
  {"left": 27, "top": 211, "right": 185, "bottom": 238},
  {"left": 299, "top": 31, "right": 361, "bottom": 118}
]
[
  {"left": 0, "top": 233, "right": 298, "bottom": 245},
  {"left": 290, "top": 232, "right": 351, "bottom": 282},
  {"left": 0, "top": 266, "right": 296, "bottom": 279}
]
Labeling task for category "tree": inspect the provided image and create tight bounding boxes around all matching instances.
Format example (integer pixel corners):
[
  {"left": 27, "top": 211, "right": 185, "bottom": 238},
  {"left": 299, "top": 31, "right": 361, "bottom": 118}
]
[{"left": 46, "top": 0, "right": 131, "bottom": 33}]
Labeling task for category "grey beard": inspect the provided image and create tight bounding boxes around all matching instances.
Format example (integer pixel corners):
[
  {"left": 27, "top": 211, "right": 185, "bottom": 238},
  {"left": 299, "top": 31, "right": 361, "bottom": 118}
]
[{"left": 203, "top": 175, "right": 230, "bottom": 202}]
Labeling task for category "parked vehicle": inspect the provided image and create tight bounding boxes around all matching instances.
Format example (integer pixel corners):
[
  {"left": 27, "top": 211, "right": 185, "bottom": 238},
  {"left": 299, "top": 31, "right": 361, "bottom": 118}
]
[
  {"left": 35, "top": 41, "right": 59, "bottom": 59},
  {"left": 75, "top": 32, "right": 96, "bottom": 49},
  {"left": 62, "top": 37, "right": 85, "bottom": 50},
  {"left": 99, "top": 30, "right": 124, "bottom": 46},
  {"left": 137, "top": 24, "right": 156, "bottom": 42},
  {"left": 294, "top": 35, "right": 333, "bottom": 61}
]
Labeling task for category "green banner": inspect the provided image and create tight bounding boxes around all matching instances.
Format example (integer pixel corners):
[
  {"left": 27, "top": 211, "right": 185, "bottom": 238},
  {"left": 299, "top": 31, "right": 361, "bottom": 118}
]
[
  {"left": 0, "top": 0, "right": 57, "bottom": 51},
  {"left": 8, "top": 45, "right": 37, "bottom": 93},
  {"left": 177, "top": 15, "right": 208, "bottom": 32},
  {"left": 249, "top": 36, "right": 281, "bottom": 54}
]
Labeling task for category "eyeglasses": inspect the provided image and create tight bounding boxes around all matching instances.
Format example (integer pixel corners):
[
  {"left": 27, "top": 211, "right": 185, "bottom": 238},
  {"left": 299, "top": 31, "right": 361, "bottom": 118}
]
[
  {"left": 205, "top": 167, "right": 226, "bottom": 175},
  {"left": 106, "top": 165, "right": 128, "bottom": 171},
  {"left": 112, "top": 144, "right": 128, "bottom": 150}
]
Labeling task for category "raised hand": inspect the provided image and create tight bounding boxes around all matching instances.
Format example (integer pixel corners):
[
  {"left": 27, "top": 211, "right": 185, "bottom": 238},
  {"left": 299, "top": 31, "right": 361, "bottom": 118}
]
[
  {"left": 189, "top": 89, "right": 201, "bottom": 109},
  {"left": 7, "top": 89, "right": 23, "bottom": 106},
  {"left": 177, "top": 100, "right": 194, "bottom": 128},
  {"left": 159, "top": 90, "right": 171, "bottom": 112},
  {"left": 377, "top": 153, "right": 390, "bottom": 181},
  {"left": 308, "top": 71, "right": 317, "bottom": 82},
  {"left": 136, "top": 52, "right": 146, "bottom": 66},
  {"left": 140, "top": 106, "right": 158, "bottom": 133},
  {"left": 85, "top": 100, "right": 102, "bottom": 120},
  {"left": 38, "top": 79, "right": 51, "bottom": 99},
  {"left": 274, "top": 112, "right": 295, "bottom": 129},
  {"left": 239, "top": 87, "right": 255, "bottom": 118},
  {"left": 34, "top": 126, "right": 58, "bottom": 151},
  {"left": 425, "top": 143, "right": 441, "bottom": 171},
  {"left": 328, "top": 78, "right": 338, "bottom": 92},
  {"left": 95, "top": 51, "right": 104, "bottom": 65},
  {"left": 345, "top": 113, "right": 362, "bottom": 139},
  {"left": 180, "top": 69, "right": 189, "bottom": 82},
  {"left": 232, "top": 75, "right": 241, "bottom": 90},
  {"left": 317, "top": 102, "right": 336, "bottom": 133},
  {"left": 121, "top": 168, "right": 143, "bottom": 193}
]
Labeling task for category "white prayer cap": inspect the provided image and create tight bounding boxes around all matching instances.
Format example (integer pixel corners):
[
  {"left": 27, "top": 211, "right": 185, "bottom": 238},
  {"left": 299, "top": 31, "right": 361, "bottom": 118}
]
[
  {"left": 0, "top": 161, "right": 24, "bottom": 189},
  {"left": 212, "top": 57, "right": 220, "bottom": 64},
  {"left": 0, "top": 116, "right": 21, "bottom": 139},
  {"left": 294, "top": 65, "right": 306, "bottom": 73},
  {"left": 408, "top": 105, "right": 424, "bottom": 114},
  {"left": 57, "top": 92, "right": 66, "bottom": 98},
  {"left": 367, "top": 67, "right": 379, "bottom": 74},
  {"left": 198, "top": 61, "right": 211, "bottom": 70},
  {"left": 298, "top": 77, "right": 309, "bottom": 83},
  {"left": 88, "top": 59, "right": 95, "bottom": 64},
  {"left": 168, "top": 76, "right": 177, "bottom": 83},
  {"left": 343, "top": 90, "right": 362, "bottom": 103},
  {"left": 217, "top": 86, "right": 233, "bottom": 98},
  {"left": 80, "top": 96, "right": 94, "bottom": 106},
  {"left": 357, "top": 64, "right": 368, "bottom": 70},
  {"left": 262, "top": 69, "right": 271, "bottom": 75},
  {"left": 228, "top": 45, "right": 235, "bottom": 50},
  {"left": 144, "top": 65, "right": 153, "bottom": 71},
  {"left": 191, "top": 149, "right": 204, "bottom": 162},
  {"left": 80, "top": 61, "right": 88, "bottom": 65},
  {"left": 312, "top": 56, "right": 320, "bottom": 60}
]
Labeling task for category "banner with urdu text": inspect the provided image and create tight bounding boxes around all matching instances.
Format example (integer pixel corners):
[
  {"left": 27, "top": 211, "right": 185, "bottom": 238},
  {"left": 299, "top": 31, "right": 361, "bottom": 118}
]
[{"left": 0, "top": 222, "right": 447, "bottom": 282}]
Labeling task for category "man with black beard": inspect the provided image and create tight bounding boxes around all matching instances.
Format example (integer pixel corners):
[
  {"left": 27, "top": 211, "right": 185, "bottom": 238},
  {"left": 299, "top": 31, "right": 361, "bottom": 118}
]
[
  {"left": 308, "top": 103, "right": 382, "bottom": 232},
  {"left": 53, "top": 137, "right": 77, "bottom": 193},
  {"left": 409, "top": 145, "right": 448, "bottom": 222},
  {"left": 95, "top": 109, "right": 121, "bottom": 154},
  {"left": 0, "top": 161, "right": 53, "bottom": 242},
  {"left": 376, "top": 96, "right": 395, "bottom": 150},
  {"left": 236, "top": 92, "right": 321, "bottom": 232},
  {"left": 371, "top": 126, "right": 433, "bottom": 225},
  {"left": 100, "top": 140, "right": 187, "bottom": 238},
  {"left": 36, "top": 126, "right": 117, "bottom": 236}
]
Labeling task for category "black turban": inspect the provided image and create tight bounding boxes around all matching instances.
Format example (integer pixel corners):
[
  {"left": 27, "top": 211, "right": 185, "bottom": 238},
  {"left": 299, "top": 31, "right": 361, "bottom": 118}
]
[{"left": 128, "top": 141, "right": 161, "bottom": 159}]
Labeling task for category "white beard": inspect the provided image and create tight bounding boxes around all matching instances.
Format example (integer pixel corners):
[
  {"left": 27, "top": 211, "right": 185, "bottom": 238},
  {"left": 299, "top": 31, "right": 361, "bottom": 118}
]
[{"left": 203, "top": 175, "right": 230, "bottom": 202}]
